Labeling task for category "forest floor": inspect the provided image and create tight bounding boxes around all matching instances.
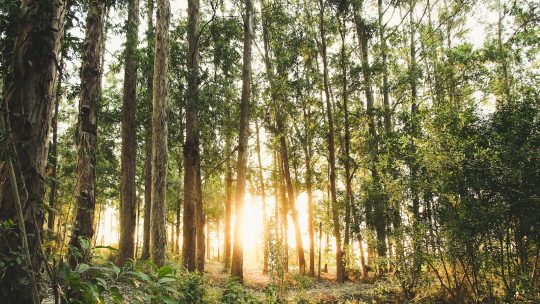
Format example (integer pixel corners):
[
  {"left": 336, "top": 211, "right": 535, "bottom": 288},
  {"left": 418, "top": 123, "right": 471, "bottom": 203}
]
[
  {"left": 42, "top": 261, "right": 402, "bottom": 303},
  {"left": 204, "top": 261, "right": 401, "bottom": 303}
]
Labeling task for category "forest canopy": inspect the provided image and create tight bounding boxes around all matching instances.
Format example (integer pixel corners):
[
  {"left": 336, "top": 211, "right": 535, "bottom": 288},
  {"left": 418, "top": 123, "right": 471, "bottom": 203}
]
[{"left": 0, "top": 0, "right": 539, "bottom": 303}]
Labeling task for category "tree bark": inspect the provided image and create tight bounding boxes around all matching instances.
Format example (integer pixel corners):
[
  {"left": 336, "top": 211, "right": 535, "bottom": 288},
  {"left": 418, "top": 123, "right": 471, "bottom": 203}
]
[
  {"left": 231, "top": 0, "right": 253, "bottom": 282},
  {"left": 117, "top": 0, "right": 140, "bottom": 266},
  {"left": 150, "top": 0, "right": 170, "bottom": 267},
  {"left": 69, "top": 0, "right": 106, "bottom": 267},
  {"left": 318, "top": 0, "right": 344, "bottom": 283},
  {"left": 0, "top": 3, "right": 66, "bottom": 302},
  {"left": 182, "top": 0, "right": 201, "bottom": 272}
]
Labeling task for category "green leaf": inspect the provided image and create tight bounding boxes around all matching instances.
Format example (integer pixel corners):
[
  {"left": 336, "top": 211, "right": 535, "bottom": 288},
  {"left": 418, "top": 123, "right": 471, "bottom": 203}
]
[
  {"left": 157, "top": 266, "right": 173, "bottom": 278},
  {"left": 75, "top": 263, "right": 90, "bottom": 273},
  {"left": 127, "top": 271, "right": 151, "bottom": 282},
  {"left": 158, "top": 276, "right": 177, "bottom": 284}
]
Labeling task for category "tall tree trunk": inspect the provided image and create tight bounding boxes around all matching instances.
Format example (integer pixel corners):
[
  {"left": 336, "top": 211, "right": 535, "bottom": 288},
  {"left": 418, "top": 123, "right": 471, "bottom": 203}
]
[
  {"left": 196, "top": 167, "right": 205, "bottom": 271},
  {"left": 117, "top": 0, "right": 140, "bottom": 266},
  {"left": 0, "top": 2, "right": 67, "bottom": 302},
  {"left": 378, "top": 0, "right": 391, "bottom": 132},
  {"left": 176, "top": 154, "right": 182, "bottom": 254},
  {"left": 318, "top": 0, "right": 344, "bottom": 283},
  {"left": 48, "top": 58, "right": 64, "bottom": 234},
  {"left": 224, "top": 138, "right": 233, "bottom": 270},
  {"left": 497, "top": 0, "right": 511, "bottom": 102},
  {"left": 141, "top": 135, "right": 152, "bottom": 259},
  {"left": 302, "top": 103, "right": 315, "bottom": 276},
  {"left": 279, "top": 155, "right": 289, "bottom": 272},
  {"left": 140, "top": 0, "right": 155, "bottom": 260},
  {"left": 256, "top": 123, "right": 269, "bottom": 274},
  {"left": 183, "top": 0, "right": 201, "bottom": 272},
  {"left": 353, "top": 0, "right": 386, "bottom": 270},
  {"left": 150, "top": 0, "right": 170, "bottom": 267},
  {"left": 69, "top": 0, "right": 106, "bottom": 267},
  {"left": 277, "top": 124, "right": 306, "bottom": 273},
  {"left": 339, "top": 13, "right": 352, "bottom": 269},
  {"left": 408, "top": 0, "right": 422, "bottom": 277},
  {"left": 231, "top": 0, "right": 253, "bottom": 282}
]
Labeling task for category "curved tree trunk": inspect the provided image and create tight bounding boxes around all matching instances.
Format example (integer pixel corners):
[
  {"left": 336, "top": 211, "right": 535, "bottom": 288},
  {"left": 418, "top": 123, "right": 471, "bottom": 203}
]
[
  {"left": 69, "top": 0, "right": 106, "bottom": 267},
  {"left": 117, "top": 0, "right": 140, "bottom": 266},
  {"left": 150, "top": 0, "right": 170, "bottom": 267},
  {"left": 231, "top": 0, "right": 253, "bottom": 282}
]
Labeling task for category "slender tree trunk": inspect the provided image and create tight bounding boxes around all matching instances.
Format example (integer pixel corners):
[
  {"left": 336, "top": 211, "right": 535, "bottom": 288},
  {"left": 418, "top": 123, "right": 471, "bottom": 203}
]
[
  {"left": 340, "top": 14, "right": 352, "bottom": 273},
  {"left": 183, "top": 0, "right": 201, "bottom": 272},
  {"left": 318, "top": 222, "right": 322, "bottom": 278},
  {"left": 48, "top": 58, "right": 64, "bottom": 234},
  {"left": 135, "top": 194, "right": 141, "bottom": 257},
  {"left": 279, "top": 156, "right": 289, "bottom": 272},
  {"left": 140, "top": 0, "right": 154, "bottom": 260},
  {"left": 378, "top": 0, "right": 391, "bottom": 132},
  {"left": 176, "top": 155, "right": 182, "bottom": 254},
  {"left": 497, "top": 0, "right": 511, "bottom": 102},
  {"left": 256, "top": 123, "right": 269, "bottom": 274},
  {"left": 141, "top": 136, "right": 152, "bottom": 259},
  {"left": 117, "top": 0, "right": 140, "bottom": 266},
  {"left": 69, "top": 0, "right": 106, "bottom": 267},
  {"left": 353, "top": 0, "right": 386, "bottom": 270},
  {"left": 224, "top": 138, "right": 233, "bottom": 270},
  {"left": 408, "top": 0, "right": 422, "bottom": 277},
  {"left": 196, "top": 167, "right": 205, "bottom": 271},
  {"left": 150, "top": 0, "right": 170, "bottom": 267},
  {"left": 302, "top": 104, "right": 315, "bottom": 276},
  {"left": 277, "top": 126, "right": 306, "bottom": 273},
  {"left": 231, "top": 0, "right": 253, "bottom": 282},
  {"left": 318, "top": 0, "right": 344, "bottom": 283},
  {"left": 273, "top": 150, "right": 280, "bottom": 240},
  {"left": 207, "top": 220, "right": 211, "bottom": 259}
]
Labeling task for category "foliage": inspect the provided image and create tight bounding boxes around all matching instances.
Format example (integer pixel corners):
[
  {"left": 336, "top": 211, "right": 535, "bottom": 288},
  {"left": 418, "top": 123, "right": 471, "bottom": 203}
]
[{"left": 220, "top": 278, "right": 259, "bottom": 304}]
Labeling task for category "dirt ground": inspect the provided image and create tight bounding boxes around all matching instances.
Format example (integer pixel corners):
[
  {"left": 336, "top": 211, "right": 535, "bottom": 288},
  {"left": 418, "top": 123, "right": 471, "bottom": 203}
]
[{"left": 204, "top": 261, "right": 401, "bottom": 303}]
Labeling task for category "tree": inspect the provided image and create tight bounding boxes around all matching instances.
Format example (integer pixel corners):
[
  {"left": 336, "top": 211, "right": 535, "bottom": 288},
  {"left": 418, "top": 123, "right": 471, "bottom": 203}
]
[
  {"left": 183, "top": 0, "right": 201, "bottom": 272},
  {"left": 140, "top": 0, "right": 154, "bottom": 260},
  {"left": 150, "top": 0, "right": 170, "bottom": 267},
  {"left": 223, "top": 137, "right": 233, "bottom": 269},
  {"left": 231, "top": 0, "right": 253, "bottom": 282},
  {"left": 0, "top": 1, "right": 67, "bottom": 302},
  {"left": 117, "top": 0, "right": 140, "bottom": 266},
  {"left": 318, "top": 0, "right": 344, "bottom": 283},
  {"left": 69, "top": 0, "right": 106, "bottom": 267},
  {"left": 352, "top": 0, "right": 387, "bottom": 271}
]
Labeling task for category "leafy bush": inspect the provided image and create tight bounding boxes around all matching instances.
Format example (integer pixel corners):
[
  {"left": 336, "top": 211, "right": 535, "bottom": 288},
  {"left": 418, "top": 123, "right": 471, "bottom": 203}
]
[
  {"left": 126, "top": 262, "right": 179, "bottom": 304},
  {"left": 59, "top": 260, "right": 124, "bottom": 304},
  {"left": 177, "top": 271, "right": 206, "bottom": 304},
  {"left": 220, "top": 278, "right": 259, "bottom": 304}
]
